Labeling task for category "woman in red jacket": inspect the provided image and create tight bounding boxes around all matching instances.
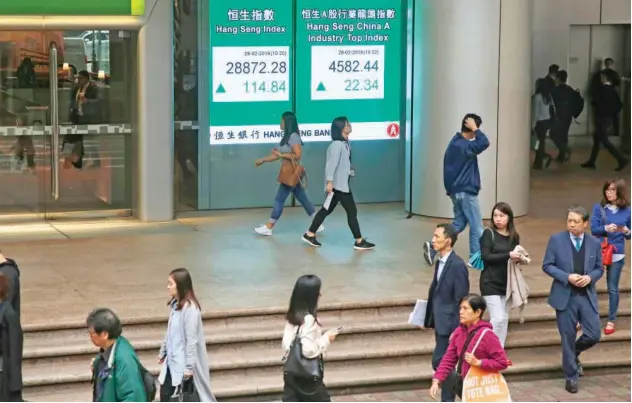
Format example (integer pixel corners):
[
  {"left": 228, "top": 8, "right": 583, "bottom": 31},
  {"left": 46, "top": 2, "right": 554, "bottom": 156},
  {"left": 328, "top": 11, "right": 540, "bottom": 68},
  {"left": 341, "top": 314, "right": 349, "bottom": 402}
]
[{"left": 429, "top": 294, "right": 509, "bottom": 400}]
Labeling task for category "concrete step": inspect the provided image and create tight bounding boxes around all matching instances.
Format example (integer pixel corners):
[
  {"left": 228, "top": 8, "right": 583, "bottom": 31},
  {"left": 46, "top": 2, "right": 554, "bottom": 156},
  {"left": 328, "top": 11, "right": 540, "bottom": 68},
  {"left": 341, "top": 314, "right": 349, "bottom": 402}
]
[
  {"left": 22, "top": 315, "right": 632, "bottom": 385},
  {"left": 23, "top": 291, "right": 631, "bottom": 360},
  {"left": 24, "top": 337, "right": 631, "bottom": 402}
]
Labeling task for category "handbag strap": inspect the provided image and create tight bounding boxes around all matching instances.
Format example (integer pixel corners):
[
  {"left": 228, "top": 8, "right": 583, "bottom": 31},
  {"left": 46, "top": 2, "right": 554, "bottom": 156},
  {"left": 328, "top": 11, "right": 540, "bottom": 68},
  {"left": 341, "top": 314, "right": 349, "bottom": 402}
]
[{"left": 455, "top": 327, "right": 482, "bottom": 376}]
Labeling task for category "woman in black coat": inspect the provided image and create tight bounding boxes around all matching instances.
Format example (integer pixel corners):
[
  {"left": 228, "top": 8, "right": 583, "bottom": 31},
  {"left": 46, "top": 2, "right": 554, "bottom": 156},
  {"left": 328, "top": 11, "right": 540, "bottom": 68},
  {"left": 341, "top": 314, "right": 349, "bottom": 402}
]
[{"left": 0, "top": 273, "right": 23, "bottom": 402}]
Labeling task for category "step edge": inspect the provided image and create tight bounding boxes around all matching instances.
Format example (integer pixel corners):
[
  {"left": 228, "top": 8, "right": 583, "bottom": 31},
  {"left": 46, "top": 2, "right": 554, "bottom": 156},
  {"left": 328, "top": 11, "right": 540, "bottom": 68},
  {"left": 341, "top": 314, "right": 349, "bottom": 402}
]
[{"left": 21, "top": 335, "right": 631, "bottom": 386}]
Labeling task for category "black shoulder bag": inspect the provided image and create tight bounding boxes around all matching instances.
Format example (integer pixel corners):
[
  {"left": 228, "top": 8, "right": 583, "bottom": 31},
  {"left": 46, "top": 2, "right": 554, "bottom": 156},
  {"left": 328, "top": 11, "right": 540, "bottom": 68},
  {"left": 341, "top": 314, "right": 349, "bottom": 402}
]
[
  {"left": 283, "top": 326, "right": 324, "bottom": 396},
  {"left": 283, "top": 327, "right": 323, "bottom": 381},
  {"left": 442, "top": 327, "right": 482, "bottom": 398}
]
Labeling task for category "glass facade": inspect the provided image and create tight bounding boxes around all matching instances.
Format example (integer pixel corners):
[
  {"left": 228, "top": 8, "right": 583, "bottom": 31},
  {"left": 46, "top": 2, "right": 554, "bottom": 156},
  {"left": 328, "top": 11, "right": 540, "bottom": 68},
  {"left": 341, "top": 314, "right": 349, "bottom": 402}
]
[
  {"left": 176, "top": 0, "right": 407, "bottom": 212},
  {"left": 174, "top": 0, "right": 200, "bottom": 211},
  {"left": 0, "top": 29, "right": 136, "bottom": 220}
]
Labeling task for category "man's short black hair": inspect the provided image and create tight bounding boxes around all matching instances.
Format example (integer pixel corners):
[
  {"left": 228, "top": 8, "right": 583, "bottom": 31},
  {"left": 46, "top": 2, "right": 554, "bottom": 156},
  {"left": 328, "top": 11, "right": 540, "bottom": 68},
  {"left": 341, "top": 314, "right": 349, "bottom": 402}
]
[
  {"left": 86, "top": 308, "right": 122, "bottom": 339},
  {"left": 461, "top": 113, "right": 482, "bottom": 133},
  {"left": 548, "top": 64, "right": 560, "bottom": 74},
  {"left": 568, "top": 205, "right": 589, "bottom": 222},
  {"left": 436, "top": 223, "right": 458, "bottom": 247},
  {"left": 605, "top": 57, "right": 614, "bottom": 64},
  {"left": 557, "top": 70, "right": 568, "bottom": 83},
  {"left": 78, "top": 70, "right": 90, "bottom": 79}
]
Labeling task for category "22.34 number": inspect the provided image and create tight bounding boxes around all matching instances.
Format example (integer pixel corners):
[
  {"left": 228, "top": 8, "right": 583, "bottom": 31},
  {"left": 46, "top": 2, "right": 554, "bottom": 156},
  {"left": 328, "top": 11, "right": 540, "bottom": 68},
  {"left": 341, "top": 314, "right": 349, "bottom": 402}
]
[{"left": 344, "top": 79, "right": 379, "bottom": 92}]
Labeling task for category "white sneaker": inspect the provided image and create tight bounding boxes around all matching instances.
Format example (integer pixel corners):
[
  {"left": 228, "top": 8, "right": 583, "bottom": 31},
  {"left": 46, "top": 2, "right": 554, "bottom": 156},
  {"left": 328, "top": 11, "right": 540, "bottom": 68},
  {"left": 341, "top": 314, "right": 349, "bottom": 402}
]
[
  {"left": 254, "top": 224, "right": 272, "bottom": 236},
  {"left": 317, "top": 225, "right": 324, "bottom": 233}
]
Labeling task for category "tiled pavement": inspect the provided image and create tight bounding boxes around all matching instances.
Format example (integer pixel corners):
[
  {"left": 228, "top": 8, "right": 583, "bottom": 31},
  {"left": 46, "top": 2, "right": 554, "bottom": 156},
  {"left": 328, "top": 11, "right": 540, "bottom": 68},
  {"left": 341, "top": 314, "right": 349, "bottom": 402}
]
[{"left": 335, "top": 373, "right": 632, "bottom": 402}]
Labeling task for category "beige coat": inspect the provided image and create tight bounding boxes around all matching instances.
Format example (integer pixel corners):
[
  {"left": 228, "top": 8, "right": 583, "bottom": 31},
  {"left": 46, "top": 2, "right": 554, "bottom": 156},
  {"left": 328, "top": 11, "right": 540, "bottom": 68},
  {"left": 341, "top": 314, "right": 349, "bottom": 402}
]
[{"left": 506, "top": 245, "right": 531, "bottom": 323}]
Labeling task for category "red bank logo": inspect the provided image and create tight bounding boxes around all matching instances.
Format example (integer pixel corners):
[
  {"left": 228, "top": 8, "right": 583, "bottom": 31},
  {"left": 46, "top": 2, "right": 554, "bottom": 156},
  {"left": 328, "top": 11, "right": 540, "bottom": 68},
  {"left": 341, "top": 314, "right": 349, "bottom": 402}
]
[{"left": 386, "top": 123, "right": 400, "bottom": 138}]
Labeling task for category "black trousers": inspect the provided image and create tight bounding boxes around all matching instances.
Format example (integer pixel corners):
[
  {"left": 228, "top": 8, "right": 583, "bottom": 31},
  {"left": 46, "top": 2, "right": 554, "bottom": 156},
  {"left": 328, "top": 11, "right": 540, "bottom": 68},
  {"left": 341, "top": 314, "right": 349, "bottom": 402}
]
[
  {"left": 432, "top": 332, "right": 455, "bottom": 402},
  {"left": 308, "top": 189, "right": 362, "bottom": 239},
  {"left": 282, "top": 374, "right": 331, "bottom": 402},
  {"left": 550, "top": 117, "right": 572, "bottom": 161},
  {"left": 533, "top": 120, "right": 552, "bottom": 166},
  {"left": 587, "top": 117, "right": 626, "bottom": 165}
]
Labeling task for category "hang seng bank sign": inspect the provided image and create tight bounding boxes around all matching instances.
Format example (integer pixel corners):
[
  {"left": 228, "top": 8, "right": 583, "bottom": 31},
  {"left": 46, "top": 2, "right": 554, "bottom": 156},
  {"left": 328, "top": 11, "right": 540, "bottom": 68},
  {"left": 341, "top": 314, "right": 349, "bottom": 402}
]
[{"left": 209, "top": 0, "right": 404, "bottom": 145}]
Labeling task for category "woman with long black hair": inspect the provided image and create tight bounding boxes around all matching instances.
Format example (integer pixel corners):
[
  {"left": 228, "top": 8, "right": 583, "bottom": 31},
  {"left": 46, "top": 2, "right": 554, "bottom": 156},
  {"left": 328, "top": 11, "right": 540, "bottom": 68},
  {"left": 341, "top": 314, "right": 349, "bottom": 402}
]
[
  {"left": 254, "top": 111, "right": 322, "bottom": 236},
  {"left": 282, "top": 275, "right": 338, "bottom": 402},
  {"left": 302, "top": 117, "right": 374, "bottom": 250},
  {"left": 158, "top": 268, "right": 216, "bottom": 402},
  {"left": 480, "top": 202, "right": 522, "bottom": 347}
]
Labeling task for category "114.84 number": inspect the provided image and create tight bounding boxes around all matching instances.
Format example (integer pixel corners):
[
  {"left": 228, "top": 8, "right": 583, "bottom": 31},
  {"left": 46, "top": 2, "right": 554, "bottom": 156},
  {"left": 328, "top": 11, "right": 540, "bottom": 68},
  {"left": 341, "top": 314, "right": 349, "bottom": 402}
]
[
  {"left": 329, "top": 60, "right": 379, "bottom": 73},
  {"left": 243, "top": 80, "right": 287, "bottom": 94},
  {"left": 227, "top": 61, "right": 287, "bottom": 75}
]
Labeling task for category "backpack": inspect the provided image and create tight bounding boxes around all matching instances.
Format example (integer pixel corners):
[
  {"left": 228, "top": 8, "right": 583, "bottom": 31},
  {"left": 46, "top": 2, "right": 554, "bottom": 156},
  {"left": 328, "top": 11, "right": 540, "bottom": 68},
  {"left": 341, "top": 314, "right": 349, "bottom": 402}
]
[
  {"left": 570, "top": 89, "right": 584, "bottom": 119},
  {"left": 138, "top": 363, "right": 157, "bottom": 402}
]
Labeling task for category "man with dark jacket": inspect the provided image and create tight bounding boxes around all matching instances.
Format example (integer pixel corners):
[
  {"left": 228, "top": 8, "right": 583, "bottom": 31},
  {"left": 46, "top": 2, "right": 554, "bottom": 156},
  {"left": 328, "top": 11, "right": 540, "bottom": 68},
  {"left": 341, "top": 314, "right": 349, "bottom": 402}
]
[
  {"left": 423, "top": 114, "right": 490, "bottom": 267},
  {"left": 0, "top": 251, "right": 20, "bottom": 319},
  {"left": 88, "top": 308, "right": 147, "bottom": 402},
  {"left": 581, "top": 69, "right": 628, "bottom": 171},
  {"left": 0, "top": 273, "right": 23, "bottom": 402},
  {"left": 423, "top": 224, "right": 470, "bottom": 402},
  {"left": 551, "top": 70, "right": 580, "bottom": 163}
]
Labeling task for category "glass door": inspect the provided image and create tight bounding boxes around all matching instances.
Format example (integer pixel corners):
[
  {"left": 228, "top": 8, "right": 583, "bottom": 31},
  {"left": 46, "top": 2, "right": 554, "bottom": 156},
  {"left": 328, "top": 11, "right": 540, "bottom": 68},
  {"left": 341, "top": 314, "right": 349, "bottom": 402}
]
[{"left": 0, "top": 29, "right": 135, "bottom": 222}]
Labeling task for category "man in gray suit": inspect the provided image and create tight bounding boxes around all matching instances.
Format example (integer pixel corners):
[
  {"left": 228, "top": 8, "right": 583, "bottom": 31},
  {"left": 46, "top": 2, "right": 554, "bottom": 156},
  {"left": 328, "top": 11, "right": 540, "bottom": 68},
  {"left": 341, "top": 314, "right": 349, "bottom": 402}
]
[{"left": 542, "top": 205, "right": 603, "bottom": 394}]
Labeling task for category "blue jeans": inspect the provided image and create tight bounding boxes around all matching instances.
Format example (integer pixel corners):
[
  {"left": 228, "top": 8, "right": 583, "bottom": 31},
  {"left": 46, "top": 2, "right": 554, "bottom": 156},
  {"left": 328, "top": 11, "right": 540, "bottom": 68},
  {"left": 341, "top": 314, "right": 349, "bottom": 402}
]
[
  {"left": 606, "top": 259, "right": 625, "bottom": 321},
  {"left": 450, "top": 192, "right": 484, "bottom": 258},
  {"left": 270, "top": 184, "right": 316, "bottom": 223}
]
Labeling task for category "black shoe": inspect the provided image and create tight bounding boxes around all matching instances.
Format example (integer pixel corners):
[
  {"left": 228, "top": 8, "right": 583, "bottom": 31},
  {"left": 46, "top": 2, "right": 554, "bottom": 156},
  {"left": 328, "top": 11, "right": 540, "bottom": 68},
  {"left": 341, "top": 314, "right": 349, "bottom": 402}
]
[
  {"left": 565, "top": 379, "right": 579, "bottom": 394},
  {"left": 576, "top": 357, "right": 584, "bottom": 377},
  {"left": 353, "top": 238, "right": 375, "bottom": 250},
  {"left": 615, "top": 159, "right": 629, "bottom": 171},
  {"left": 581, "top": 162, "right": 596, "bottom": 169},
  {"left": 301, "top": 233, "right": 321, "bottom": 247}
]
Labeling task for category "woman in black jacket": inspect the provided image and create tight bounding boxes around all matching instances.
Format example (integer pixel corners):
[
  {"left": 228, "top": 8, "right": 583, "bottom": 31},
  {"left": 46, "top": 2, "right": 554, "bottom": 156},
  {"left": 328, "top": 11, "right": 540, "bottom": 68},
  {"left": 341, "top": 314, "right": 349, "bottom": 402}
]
[
  {"left": 479, "top": 202, "right": 521, "bottom": 348},
  {"left": 0, "top": 273, "right": 23, "bottom": 402}
]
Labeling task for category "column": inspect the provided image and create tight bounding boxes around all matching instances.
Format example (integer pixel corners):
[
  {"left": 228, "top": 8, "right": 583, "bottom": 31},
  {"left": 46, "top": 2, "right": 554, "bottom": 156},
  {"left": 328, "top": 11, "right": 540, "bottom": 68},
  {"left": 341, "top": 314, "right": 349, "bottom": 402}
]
[
  {"left": 136, "top": 0, "right": 175, "bottom": 221},
  {"left": 405, "top": 0, "right": 532, "bottom": 218}
]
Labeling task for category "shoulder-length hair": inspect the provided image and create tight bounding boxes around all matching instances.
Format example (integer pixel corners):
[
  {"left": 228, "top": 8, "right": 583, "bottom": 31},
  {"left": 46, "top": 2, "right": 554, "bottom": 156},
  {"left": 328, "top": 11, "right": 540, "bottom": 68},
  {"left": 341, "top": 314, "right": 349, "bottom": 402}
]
[
  {"left": 330, "top": 116, "right": 348, "bottom": 142},
  {"left": 490, "top": 202, "right": 519, "bottom": 244},
  {"left": 169, "top": 268, "right": 201, "bottom": 310},
  {"left": 280, "top": 111, "right": 302, "bottom": 146},
  {"left": 285, "top": 275, "right": 322, "bottom": 326},
  {"left": 601, "top": 179, "right": 630, "bottom": 208}
]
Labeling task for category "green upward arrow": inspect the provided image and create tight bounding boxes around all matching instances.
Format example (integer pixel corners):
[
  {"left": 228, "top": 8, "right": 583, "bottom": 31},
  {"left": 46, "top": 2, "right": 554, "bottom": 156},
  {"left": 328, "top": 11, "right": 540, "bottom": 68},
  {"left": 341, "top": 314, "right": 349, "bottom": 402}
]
[
  {"left": 316, "top": 82, "right": 326, "bottom": 91},
  {"left": 216, "top": 83, "right": 226, "bottom": 93}
]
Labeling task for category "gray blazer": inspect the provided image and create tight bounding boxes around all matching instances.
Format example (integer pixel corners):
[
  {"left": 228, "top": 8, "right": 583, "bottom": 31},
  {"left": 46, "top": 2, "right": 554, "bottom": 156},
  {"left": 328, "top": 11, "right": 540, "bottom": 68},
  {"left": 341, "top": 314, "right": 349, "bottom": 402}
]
[
  {"left": 324, "top": 140, "right": 352, "bottom": 193},
  {"left": 159, "top": 302, "right": 216, "bottom": 402}
]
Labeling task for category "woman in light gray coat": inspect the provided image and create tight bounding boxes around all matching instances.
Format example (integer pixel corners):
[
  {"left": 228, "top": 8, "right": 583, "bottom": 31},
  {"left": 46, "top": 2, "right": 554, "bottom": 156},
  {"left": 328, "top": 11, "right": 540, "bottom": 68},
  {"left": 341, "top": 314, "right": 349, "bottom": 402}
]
[
  {"left": 302, "top": 116, "right": 374, "bottom": 250},
  {"left": 158, "top": 268, "right": 216, "bottom": 402}
]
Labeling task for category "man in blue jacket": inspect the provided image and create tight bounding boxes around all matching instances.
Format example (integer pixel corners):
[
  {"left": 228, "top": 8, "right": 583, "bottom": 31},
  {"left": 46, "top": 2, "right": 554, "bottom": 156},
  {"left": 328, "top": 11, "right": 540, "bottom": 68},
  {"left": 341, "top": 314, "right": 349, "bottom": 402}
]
[
  {"left": 543, "top": 205, "right": 603, "bottom": 394},
  {"left": 424, "top": 114, "right": 490, "bottom": 266}
]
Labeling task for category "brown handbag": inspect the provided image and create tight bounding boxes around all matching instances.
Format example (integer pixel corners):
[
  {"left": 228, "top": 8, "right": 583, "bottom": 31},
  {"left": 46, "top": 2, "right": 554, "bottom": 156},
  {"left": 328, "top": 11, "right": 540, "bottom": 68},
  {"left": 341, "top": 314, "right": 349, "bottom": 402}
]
[{"left": 278, "top": 155, "right": 306, "bottom": 188}]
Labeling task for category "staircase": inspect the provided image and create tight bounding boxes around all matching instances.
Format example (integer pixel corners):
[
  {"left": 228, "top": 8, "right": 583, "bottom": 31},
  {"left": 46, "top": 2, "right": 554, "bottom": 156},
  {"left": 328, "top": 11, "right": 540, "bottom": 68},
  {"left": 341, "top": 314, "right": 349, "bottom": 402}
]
[{"left": 23, "top": 289, "right": 631, "bottom": 402}]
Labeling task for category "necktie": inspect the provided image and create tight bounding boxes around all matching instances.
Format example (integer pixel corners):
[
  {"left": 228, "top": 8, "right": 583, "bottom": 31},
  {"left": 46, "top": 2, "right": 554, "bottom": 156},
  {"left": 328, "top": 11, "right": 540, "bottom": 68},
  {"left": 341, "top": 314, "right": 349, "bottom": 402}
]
[
  {"left": 435, "top": 260, "right": 442, "bottom": 280},
  {"left": 574, "top": 237, "right": 582, "bottom": 251}
]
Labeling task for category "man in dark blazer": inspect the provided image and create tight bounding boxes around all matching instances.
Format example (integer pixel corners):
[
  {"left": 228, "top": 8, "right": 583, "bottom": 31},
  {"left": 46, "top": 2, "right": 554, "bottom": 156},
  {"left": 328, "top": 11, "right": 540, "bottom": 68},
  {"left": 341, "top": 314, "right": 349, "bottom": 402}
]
[
  {"left": 423, "top": 223, "right": 470, "bottom": 402},
  {"left": 542, "top": 205, "right": 603, "bottom": 394}
]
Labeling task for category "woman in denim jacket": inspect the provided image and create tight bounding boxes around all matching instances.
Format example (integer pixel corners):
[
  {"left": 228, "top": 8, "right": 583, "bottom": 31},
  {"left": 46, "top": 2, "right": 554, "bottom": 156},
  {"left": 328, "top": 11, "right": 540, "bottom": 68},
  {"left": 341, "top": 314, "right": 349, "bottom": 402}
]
[
  {"left": 158, "top": 268, "right": 216, "bottom": 401},
  {"left": 591, "top": 179, "right": 631, "bottom": 335}
]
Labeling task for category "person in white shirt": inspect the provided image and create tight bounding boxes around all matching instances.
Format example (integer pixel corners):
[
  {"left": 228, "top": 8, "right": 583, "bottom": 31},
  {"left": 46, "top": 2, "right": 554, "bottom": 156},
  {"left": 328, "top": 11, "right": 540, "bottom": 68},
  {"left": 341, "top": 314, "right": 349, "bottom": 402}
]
[
  {"left": 281, "top": 275, "right": 338, "bottom": 402},
  {"left": 532, "top": 78, "right": 555, "bottom": 169}
]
